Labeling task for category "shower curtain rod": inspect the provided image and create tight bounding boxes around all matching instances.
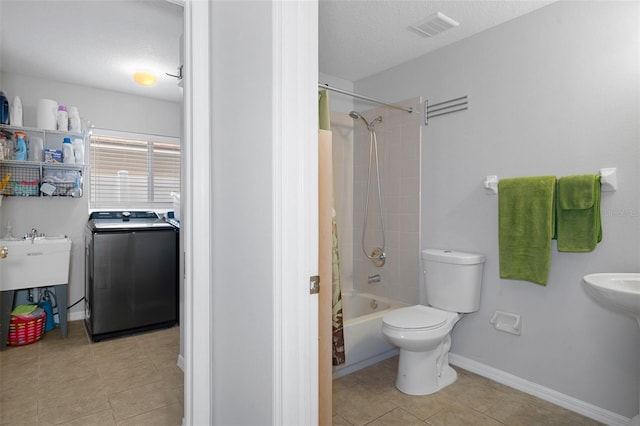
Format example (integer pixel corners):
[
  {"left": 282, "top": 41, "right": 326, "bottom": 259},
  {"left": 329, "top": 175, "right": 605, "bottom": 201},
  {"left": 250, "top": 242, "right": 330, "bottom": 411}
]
[{"left": 318, "top": 83, "right": 413, "bottom": 114}]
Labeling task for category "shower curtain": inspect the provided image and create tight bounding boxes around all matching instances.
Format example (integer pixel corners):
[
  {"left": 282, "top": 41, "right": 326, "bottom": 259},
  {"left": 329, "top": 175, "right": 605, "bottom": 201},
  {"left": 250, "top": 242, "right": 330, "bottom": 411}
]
[{"left": 319, "top": 90, "right": 345, "bottom": 366}]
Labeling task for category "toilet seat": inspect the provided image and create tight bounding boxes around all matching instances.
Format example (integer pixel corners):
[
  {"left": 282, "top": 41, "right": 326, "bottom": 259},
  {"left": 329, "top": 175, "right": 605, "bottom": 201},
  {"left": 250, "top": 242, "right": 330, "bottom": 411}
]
[{"left": 383, "top": 305, "right": 448, "bottom": 331}]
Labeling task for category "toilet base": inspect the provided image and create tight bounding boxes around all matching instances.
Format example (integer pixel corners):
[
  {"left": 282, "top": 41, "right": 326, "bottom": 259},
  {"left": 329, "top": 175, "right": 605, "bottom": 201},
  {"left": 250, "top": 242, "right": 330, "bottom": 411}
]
[{"left": 395, "top": 345, "right": 458, "bottom": 395}]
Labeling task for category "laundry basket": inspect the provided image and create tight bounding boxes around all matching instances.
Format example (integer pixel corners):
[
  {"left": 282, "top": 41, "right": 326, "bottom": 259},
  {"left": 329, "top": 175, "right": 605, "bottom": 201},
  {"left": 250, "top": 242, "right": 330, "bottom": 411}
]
[{"left": 7, "top": 310, "right": 47, "bottom": 346}]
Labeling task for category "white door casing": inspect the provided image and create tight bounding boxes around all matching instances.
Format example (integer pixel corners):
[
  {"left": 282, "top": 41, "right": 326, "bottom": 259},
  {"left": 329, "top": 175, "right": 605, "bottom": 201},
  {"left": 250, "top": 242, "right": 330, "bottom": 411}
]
[
  {"left": 183, "top": 0, "right": 318, "bottom": 424},
  {"left": 182, "top": 0, "right": 212, "bottom": 424}
]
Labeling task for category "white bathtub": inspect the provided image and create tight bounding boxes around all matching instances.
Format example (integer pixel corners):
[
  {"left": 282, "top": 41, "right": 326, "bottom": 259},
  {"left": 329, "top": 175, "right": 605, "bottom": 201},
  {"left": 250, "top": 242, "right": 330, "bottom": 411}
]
[{"left": 333, "top": 290, "right": 408, "bottom": 378}]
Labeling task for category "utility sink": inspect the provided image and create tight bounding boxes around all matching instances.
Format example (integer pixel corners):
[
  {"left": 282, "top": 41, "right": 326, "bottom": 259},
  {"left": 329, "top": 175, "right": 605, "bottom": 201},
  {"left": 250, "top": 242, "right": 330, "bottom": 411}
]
[{"left": 0, "top": 237, "right": 72, "bottom": 291}]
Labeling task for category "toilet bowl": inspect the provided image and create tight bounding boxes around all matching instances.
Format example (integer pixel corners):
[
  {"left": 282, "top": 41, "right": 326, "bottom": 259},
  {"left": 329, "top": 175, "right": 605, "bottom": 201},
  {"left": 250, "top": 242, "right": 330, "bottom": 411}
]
[
  {"left": 381, "top": 249, "right": 485, "bottom": 396},
  {"left": 382, "top": 305, "right": 461, "bottom": 395}
]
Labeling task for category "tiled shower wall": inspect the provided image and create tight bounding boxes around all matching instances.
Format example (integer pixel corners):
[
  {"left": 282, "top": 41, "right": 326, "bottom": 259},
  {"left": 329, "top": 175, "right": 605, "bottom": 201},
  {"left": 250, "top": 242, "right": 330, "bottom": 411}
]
[{"left": 332, "top": 97, "right": 422, "bottom": 304}]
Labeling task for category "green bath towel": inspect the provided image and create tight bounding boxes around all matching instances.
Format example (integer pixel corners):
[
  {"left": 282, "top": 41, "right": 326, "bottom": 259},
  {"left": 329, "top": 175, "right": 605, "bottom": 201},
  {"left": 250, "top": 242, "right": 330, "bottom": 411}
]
[
  {"left": 499, "top": 176, "right": 557, "bottom": 285},
  {"left": 556, "top": 174, "right": 601, "bottom": 252}
]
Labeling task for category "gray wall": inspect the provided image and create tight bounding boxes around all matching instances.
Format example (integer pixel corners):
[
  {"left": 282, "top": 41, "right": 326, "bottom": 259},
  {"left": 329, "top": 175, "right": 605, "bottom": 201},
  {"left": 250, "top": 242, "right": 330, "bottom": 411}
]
[
  {"left": 356, "top": 1, "right": 639, "bottom": 418},
  {"left": 319, "top": 72, "right": 354, "bottom": 114},
  {"left": 1, "top": 72, "right": 180, "bottom": 137},
  {"left": 0, "top": 72, "right": 180, "bottom": 318},
  {"left": 209, "top": 1, "right": 274, "bottom": 423}
]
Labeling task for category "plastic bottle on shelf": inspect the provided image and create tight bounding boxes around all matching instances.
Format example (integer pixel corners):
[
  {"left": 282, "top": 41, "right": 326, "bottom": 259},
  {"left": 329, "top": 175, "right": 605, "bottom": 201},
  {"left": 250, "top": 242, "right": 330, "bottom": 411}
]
[
  {"left": 70, "top": 177, "right": 82, "bottom": 198},
  {"left": 62, "top": 137, "right": 74, "bottom": 163},
  {"left": 1, "top": 137, "right": 13, "bottom": 160},
  {"left": 72, "top": 138, "right": 84, "bottom": 164},
  {"left": 29, "top": 136, "right": 44, "bottom": 162},
  {"left": 14, "top": 132, "right": 27, "bottom": 161},
  {"left": 0, "top": 138, "right": 6, "bottom": 160},
  {"left": 68, "top": 107, "right": 81, "bottom": 132},
  {"left": 57, "top": 105, "right": 69, "bottom": 131},
  {"left": 0, "top": 91, "right": 9, "bottom": 125},
  {"left": 10, "top": 96, "right": 22, "bottom": 127}
]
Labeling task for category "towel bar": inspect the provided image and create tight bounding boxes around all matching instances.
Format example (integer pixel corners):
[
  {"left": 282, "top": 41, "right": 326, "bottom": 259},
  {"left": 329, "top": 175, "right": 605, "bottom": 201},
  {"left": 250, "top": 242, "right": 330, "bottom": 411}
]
[{"left": 483, "top": 168, "right": 617, "bottom": 195}]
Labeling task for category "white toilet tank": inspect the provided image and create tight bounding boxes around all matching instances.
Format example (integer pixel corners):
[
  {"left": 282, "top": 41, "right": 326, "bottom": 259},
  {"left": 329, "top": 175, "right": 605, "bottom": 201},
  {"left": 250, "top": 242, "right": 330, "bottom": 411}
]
[{"left": 422, "top": 249, "right": 485, "bottom": 313}]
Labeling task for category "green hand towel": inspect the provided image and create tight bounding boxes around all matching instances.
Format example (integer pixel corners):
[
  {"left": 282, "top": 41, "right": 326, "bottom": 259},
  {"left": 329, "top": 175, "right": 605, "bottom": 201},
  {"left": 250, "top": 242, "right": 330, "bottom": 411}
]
[
  {"left": 499, "top": 176, "right": 557, "bottom": 285},
  {"left": 556, "top": 174, "right": 601, "bottom": 252}
]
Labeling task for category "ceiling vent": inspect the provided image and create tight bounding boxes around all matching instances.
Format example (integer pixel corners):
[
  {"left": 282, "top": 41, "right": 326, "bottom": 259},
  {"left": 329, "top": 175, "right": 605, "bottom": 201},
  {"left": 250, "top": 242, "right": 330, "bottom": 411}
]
[{"left": 409, "top": 12, "right": 459, "bottom": 38}]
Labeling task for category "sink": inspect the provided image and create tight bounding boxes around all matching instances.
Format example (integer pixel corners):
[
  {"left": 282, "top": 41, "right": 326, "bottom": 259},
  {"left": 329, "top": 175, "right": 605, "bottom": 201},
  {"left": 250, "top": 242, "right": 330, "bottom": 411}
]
[
  {"left": 584, "top": 273, "right": 640, "bottom": 426},
  {"left": 583, "top": 273, "right": 640, "bottom": 324},
  {"left": 0, "top": 237, "right": 72, "bottom": 291}
]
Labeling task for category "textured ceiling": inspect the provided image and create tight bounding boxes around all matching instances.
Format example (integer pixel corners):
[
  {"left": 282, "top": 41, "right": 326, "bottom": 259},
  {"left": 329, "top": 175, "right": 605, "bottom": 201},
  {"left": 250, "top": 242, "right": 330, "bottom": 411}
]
[
  {"left": 320, "top": 0, "right": 557, "bottom": 81},
  {"left": 1, "top": 1, "right": 556, "bottom": 103}
]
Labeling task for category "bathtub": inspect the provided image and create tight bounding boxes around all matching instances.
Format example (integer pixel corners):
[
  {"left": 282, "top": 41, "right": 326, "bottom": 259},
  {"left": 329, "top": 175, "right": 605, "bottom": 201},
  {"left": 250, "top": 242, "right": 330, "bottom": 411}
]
[{"left": 333, "top": 290, "right": 408, "bottom": 378}]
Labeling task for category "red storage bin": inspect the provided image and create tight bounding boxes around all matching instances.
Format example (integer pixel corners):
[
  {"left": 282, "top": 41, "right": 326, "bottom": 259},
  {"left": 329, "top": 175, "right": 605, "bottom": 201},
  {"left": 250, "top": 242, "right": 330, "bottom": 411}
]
[{"left": 7, "top": 311, "right": 46, "bottom": 346}]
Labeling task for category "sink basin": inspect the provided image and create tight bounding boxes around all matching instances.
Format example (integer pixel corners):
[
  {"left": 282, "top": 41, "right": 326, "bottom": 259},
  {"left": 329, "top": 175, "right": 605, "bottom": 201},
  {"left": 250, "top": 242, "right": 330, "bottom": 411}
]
[
  {"left": 583, "top": 273, "right": 640, "bottom": 325},
  {"left": 583, "top": 273, "right": 640, "bottom": 426},
  {"left": 0, "top": 237, "right": 72, "bottom": 291}
]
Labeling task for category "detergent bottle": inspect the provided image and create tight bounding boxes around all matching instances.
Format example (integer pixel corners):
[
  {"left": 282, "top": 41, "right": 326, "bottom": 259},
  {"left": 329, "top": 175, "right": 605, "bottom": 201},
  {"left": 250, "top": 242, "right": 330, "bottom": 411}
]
[{"left": 14, "top": 132, "right": 27, "bottom": 161}]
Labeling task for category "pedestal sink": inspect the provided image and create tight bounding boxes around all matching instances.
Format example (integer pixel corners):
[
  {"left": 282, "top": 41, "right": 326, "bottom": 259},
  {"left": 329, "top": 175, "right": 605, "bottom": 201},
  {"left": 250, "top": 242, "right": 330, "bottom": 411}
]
[{"left": 583, "top": 273, "right": 640, "bottom": 426}]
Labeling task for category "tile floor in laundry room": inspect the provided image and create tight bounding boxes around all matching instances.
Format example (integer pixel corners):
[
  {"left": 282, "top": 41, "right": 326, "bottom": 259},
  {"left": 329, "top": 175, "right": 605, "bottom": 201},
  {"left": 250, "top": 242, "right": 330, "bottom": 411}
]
[
  {"left": 0, "top": 321, "right": 182, "bottom": 425},
  {"left": 332, "top": 356, "right": 604, "bottom": 426}
]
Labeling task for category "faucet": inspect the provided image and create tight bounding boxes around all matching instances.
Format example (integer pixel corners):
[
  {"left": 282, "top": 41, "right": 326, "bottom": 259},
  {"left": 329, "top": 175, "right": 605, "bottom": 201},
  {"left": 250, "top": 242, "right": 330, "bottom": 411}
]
[
  {"left": 26, "top": 228, "right": 41, "bottom": 242},
  {"left": 368, "top": 274, "right": 381, "bottom": 284}
]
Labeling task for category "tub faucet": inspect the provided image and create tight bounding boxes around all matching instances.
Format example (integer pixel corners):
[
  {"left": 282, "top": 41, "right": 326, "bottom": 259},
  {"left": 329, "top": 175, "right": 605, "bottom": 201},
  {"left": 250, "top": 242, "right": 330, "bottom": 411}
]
[{"left": 368, "top": 274, "right": 381, "bottom": 284}]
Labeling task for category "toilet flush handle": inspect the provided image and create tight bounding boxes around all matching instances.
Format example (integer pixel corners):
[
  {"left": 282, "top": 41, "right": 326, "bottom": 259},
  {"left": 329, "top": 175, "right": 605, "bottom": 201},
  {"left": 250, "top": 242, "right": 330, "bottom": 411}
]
[{"left": 0, "top": 246, "right": 7, "bottom": 259}]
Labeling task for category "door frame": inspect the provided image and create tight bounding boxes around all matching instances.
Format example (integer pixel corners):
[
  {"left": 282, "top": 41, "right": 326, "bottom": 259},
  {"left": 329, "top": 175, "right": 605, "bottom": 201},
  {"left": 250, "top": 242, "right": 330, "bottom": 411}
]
[
  {"left": 182, "top": 1, "right": 319, "bottom": 424},
  {"left": 182, "top": 1, "right": 212, "bottom": 424}
]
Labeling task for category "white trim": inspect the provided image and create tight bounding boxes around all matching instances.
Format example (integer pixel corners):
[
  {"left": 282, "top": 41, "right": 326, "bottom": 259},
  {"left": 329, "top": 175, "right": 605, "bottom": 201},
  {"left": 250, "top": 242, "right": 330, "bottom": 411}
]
[
  {"left": 332, "top": 349, "right": 399, "bottom": 379},
  {"left": 90, "top": 128, "right": 180, "bottom": 145},
  {"left": 449, "top": 353, "right": 631, "bottom": 426},
  {"left": 68, "top": 310, "right": 85, "bottom": 322},
  {"left": 272, "top": 1, "right": 319, "bottom": 424},
  {"left": 177, "top": 354, "right": 184, "bottom": 371},
  {"left": 183, "top": 1, "right": 212, "bottom": 425}
]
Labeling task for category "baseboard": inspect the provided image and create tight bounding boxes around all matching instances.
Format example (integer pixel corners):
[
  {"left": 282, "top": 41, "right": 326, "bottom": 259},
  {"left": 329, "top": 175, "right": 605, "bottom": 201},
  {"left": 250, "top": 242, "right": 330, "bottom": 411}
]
[
  {"left": 449, "top": 353, "right": 631, "bottom": 426},
  {"left": 332, "top": 348, "right": 398, "bottom": 379},
  {"left": 68, "top": 310, "right": 85, "bottom": 322},
  {"left": 177, "top": 354, "right": 184, "bottom": 371}
]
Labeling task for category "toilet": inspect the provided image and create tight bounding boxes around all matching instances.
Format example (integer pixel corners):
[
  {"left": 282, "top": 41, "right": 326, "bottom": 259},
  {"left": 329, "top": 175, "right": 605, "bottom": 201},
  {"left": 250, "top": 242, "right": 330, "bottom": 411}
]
[{"left": 382, "top": 248, "right": 485, "bottom": 395}]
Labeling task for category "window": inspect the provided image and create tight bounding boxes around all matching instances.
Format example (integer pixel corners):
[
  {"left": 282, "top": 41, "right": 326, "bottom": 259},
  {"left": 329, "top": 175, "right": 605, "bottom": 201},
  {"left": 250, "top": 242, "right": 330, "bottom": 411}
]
[{"left": 89, "top": 129, "right": 180, "bottom": 209}]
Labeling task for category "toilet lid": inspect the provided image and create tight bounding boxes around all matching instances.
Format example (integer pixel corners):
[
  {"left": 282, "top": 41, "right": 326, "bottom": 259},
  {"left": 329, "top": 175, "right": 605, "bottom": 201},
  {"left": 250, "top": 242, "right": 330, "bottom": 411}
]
[{"left": 383, "top": 305, "right": 447, "bottom": 330}]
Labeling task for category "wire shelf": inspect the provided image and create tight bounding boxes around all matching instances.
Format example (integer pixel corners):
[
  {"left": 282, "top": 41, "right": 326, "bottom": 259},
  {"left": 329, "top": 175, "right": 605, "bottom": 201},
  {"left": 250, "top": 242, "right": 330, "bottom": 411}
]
[
  {"left": 0, "top": 161, "right": 84, "bottom": 197},
  {"left": 0, "top": 162, "right": 40, "bottom": 196}
]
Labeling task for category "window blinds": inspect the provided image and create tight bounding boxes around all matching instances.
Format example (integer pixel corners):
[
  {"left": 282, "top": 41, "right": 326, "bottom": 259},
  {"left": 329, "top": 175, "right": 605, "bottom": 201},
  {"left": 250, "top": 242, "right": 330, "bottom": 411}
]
[{"left": 89, "top": 131, "right": 180, "bottom": 209}]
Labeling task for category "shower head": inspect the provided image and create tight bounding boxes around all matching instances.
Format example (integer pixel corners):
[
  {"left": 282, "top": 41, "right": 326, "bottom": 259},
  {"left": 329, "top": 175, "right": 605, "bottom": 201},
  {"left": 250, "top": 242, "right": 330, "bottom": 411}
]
[
  {"left": 349, "top": 111, "right": 382, "bottom": 130},
  {"left": 349, "top": 111, "right": 362, "bottom": 120}
]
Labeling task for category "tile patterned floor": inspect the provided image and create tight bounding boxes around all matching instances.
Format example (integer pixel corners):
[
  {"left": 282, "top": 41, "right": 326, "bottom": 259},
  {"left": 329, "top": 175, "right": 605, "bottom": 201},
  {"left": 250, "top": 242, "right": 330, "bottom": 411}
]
[
  {"left": 333, "top": 356, "right": 604, "bottom": 426},
  {"left": 0, "top": 321, "right": 182, "bottom": 425},
  {"left": 1, "top": 322, "right": 605, "bottom": 426}
]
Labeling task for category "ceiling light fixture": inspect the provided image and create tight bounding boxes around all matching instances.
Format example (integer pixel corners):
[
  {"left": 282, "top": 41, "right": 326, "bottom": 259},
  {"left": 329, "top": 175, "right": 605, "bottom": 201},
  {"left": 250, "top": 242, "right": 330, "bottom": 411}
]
[
  {"left": 133, "top": 71, "right": 157, "bottom": 87},
  {"left": 409, "top": 12, "right": 459, "bottom": 38}
]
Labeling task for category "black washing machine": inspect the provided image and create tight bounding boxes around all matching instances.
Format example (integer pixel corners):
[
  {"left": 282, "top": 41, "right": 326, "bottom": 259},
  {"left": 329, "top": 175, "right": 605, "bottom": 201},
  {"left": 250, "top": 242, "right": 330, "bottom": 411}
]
[{"left": 84, "top": 211, "right": 178, "bottom": 341}]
